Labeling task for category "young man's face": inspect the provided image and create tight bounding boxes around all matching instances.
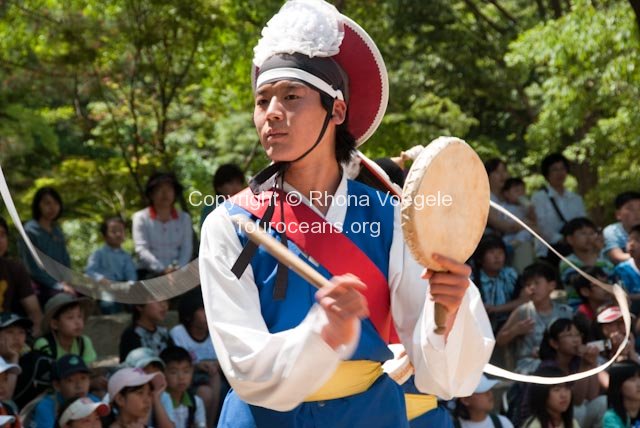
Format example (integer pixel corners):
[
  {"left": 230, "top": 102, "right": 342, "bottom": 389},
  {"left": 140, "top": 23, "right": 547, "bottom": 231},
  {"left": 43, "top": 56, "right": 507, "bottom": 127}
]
[
  {"left": 0, "top": 325, "right": 27, "bottom": 355},
  {"left": 55, "top": 372, "right": 90, "bottom": 400},
  {"left": 164, "top": 360, "right": 194, "bottom": 396},
  {"left": 253, "top": 80, "right": 339, "bottom": 163},
  {"left": 616, "top": 199, "right": 640, "bottom": 230},
  {"left": 104, "top": 220, "right": 125, "bottom": 248},
  {"left": 566, "top": 226, "right": 597, "bottom": 253},
  {"left": 0, "top": 226, "right": 8, "bottom": 257},
  {"left": 52, "top": 305, "right": 85, "bottom": 338}
]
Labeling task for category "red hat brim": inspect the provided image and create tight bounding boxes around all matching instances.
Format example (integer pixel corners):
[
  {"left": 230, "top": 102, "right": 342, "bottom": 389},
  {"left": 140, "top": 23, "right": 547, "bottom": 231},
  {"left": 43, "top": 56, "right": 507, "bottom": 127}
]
[{"left": 252, "top": 15, "right": 388, "bottom": 146}]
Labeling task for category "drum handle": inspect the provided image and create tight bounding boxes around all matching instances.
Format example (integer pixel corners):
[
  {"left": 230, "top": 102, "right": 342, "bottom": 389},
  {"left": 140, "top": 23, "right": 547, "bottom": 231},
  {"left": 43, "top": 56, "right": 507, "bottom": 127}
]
[{"left": 230, "top": 214, "right": 332, "bottom": 290}]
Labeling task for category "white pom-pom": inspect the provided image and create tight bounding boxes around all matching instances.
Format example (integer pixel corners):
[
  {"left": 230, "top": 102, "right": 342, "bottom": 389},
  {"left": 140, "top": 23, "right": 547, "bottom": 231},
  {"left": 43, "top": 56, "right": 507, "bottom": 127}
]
[{"left": 253, "top": 0, "right": 344, "bottom": 67}]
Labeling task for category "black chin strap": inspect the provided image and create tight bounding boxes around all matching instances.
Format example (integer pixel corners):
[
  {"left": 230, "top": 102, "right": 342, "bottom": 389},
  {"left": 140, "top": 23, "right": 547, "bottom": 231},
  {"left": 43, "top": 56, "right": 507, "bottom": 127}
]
[{"left": 237, "top": 103, "right": 335, "bottom": 300}]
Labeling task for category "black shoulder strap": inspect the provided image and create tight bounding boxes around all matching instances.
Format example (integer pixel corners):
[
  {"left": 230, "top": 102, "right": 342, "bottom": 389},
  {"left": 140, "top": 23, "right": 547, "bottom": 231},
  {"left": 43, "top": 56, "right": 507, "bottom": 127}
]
[
  {"left": 44, "top": 333, "right": 57, "bottom": 359},
  {"left": 490, "top": 413, "right": 503, "bottom": 428},
  {"left": 78, "top": 335, "right": 85, "bottom": 358},
  {"left": 543, "top": 187, "right": 568, "bottom": 224},
  {"left": 187, "top": 391, "right": 196, "bottom": 428},
  {"left": 453, "top": 419, "right": 461, "bottom": 428}
]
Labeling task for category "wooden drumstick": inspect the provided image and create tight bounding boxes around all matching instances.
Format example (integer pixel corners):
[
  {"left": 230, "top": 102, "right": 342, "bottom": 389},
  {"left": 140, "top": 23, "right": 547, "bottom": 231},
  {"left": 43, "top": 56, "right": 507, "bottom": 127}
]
[{"left": 230, "top": 214, "right": 332, "bottom": 290}]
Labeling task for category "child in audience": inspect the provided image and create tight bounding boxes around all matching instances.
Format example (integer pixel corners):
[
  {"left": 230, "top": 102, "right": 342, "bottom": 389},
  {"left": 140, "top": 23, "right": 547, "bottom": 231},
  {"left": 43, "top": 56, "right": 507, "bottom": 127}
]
[
  {"left": 502, "top": 177, "right": 537, "bottom": 272},
  {"left": 596, "top": 305, "right": 640, "bottom": 365},
  {"left": 170, "top": 288, "right": 219, "bottom": 426},
  {"left": 57, "top": 397, "right": 109, "bottom": 428},
  {"left": 522, "top": 366, "right": 578, "bottom": 427},
  {"left": 160, "top": 346, "right": 206, "bottom": 428},
  {"left": 0, "top": 313, "right": 31, "bottom": 364},
  {"left": 496, "top": 262, "right": 573, "bottom": 374},
  {"left": 85, "top": 216, "right": 137, "bottom": 314},
  {"left": 33, "top": 294, "right": 96, "bottom": 364},
  {"left": 472, "top": 235, "right": 527, "bottom": 332},
  {"left": 123, "top": 347, "right": 176, "bottom": 427},
  {"left": 106, "top": 367, "right": 168, "bottom": 428},
  {"left": 119, "top": 300, "right": 171, "bottom": 362},
  {"left": 538, "top": 318, "right": 606, "bottom": 428},
  {"left": 603, "top": 191, "right": 640, "bottom": 265},
  {"left": 453, "top": 374, "right": 513, "bottom": 428},
  {"left": 559, "top": 217, "right": 614, "bottom": 308},
  {"left": 614, "top": 224, "right": 640, "bottom": 313},
  {"left": 572, "top": 266, "right": 613, "bottom": 338},
  {"left": 32, "top": 354, "right": 98, "bottom": 428},
  {"left": 603, "top": 361, "right": 640, "bottom": 428},
  {"left": 0, "top": 357, "right": 20, "bottom": 416}
]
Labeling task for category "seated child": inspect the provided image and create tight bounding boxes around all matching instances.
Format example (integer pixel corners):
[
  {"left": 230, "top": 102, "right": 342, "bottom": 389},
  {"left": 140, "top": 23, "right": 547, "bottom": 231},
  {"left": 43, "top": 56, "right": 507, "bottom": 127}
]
[
  {"left": 57, "top": 397, "right": 110, "bottom": 428},
  {"left": 452, "top": 374, "right": 513, "bottom": 428},
  {"left": 602, "top": 191, "right": 640, "bottom": 265},
  {"left": 33, "top": 294, "right": 96, "bottom": 364},
  {"left": 160, "top": 346, "right": 206, "bottom": 428},
  {"left": 472, "top": 235, "right": 527, "bottom": 333},
  {"left": 0, "top": 313, "right": 31, "bottom": 364},
  {"left": 496, "top": 262, "right": 573, "bottom": 374},
  {"left": 85, "top": 216, "right": 137, "bottom": 314},
  {"left": 502, "top": 177, "right": 537, "bottom": 272},
  {"left": 119, "top": 301, "right": 171, "bottom": 363},
  {"left": 0, "top": 357, "right": 20, "bottom": 420},
  {"left": 123, "top": 347, "right": 175, "bottom": 428},
  {"left": 603, "top": 361, "right": 640, "bottom": 427},
  {"left": 572, "top": 266, "right": 612, "bottom": 338},
  {"left": 522, "top": 366, "right": 579, "bottom": 428},
  {"left": 170, "top": 288, "right": 219, "bottom": 426},
  {"left": 538, "top": 318, "right": 606, "bottom": 428},
  {"left": 31, "top": 354, "right": 98, "bottom": 428},
  {"left": 559, "top": 217, "right": 613, "bottom": 308},
  {"left": 614, "top": 224, "right": 640, "bottom": 313},
  {"left": 106, "top": 367, "right": 167, "bottom": 428}
]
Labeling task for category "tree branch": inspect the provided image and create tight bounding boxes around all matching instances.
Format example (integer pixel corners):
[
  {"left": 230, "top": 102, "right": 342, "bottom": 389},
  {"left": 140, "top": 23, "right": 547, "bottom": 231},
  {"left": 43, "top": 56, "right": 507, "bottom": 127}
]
[
  {"left": 462, "top": 0, "right": 508, "bottom": 33},
  {"left": 487, "top": 0, "right": 518, "bottom": 25}
]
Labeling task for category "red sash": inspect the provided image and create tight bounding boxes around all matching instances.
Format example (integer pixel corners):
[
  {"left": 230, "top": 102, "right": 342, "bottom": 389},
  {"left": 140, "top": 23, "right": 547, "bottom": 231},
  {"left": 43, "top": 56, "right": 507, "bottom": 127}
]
[{"left": 230, "top": 187, "right": 392, "bottom": 341}]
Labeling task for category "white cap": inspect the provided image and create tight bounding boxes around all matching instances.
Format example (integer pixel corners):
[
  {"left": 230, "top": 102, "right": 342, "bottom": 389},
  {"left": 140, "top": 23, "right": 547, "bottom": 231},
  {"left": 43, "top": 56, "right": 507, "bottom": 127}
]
[
  {"left": 0, "top": 356, "right": 20, "bottom": 375},
  {"left": 474, "top": 375, "right": 499, "bottom": 393},
  {"left": 107, "top": 368, "right": 165, "bottom": 401},
  {"left": 59, "top": 397, "right": 110, "bottom": 426},
  {"left": 0, "top": 415, "right": 15, "bottom": 425}
]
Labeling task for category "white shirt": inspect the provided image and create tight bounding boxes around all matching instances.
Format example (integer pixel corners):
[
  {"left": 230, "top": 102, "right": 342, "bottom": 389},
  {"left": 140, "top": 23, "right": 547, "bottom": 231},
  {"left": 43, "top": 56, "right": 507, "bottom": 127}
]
[
  {"left": 531, "top": 185, "right": 586, "bottom": 256},
  {"left": 459, "top": 415, "right": 514, "bottom": 428},
  {"left": 198, "top": 173, "right": 495, "bottom": 411},
  {"left": 170, "top": 324, "right": 216, "bottom": 362}
]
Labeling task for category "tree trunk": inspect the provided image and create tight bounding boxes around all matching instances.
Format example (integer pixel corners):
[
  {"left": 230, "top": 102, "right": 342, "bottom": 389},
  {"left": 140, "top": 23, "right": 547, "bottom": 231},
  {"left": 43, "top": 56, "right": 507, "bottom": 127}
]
[
  {"left": 572, "top": 160, "right": 604, "bottom": 224},
  {"left": 549, "top": 0, "right": 563, "bottom": 18}
]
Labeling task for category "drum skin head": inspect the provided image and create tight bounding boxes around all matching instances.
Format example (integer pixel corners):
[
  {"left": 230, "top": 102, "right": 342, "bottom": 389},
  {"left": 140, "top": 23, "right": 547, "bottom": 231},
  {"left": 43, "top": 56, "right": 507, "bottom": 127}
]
[{"left": 401, "top": 137, "right": 490, "bottom": 271}]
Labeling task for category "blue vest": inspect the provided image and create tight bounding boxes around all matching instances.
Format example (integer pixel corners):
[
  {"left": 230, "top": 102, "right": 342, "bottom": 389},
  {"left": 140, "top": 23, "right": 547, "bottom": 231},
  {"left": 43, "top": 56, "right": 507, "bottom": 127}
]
[{"left": 219, "top": 180, "right": 408, "bottom": 428}]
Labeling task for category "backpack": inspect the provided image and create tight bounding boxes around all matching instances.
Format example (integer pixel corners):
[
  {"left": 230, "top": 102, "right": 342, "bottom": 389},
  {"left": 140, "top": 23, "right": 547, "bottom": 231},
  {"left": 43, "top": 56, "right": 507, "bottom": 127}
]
[
  {"left": 503, "top": 382, "right": 530, "bottom": 427},
  {"left": 13, "top": 351, "right": 55, "bottom": 410},
  {"left": 186, "top": 390, "right": 197, "bottom": 428},
  {"left": 454, "top": 413, "right": 503, "bottom": 428}
]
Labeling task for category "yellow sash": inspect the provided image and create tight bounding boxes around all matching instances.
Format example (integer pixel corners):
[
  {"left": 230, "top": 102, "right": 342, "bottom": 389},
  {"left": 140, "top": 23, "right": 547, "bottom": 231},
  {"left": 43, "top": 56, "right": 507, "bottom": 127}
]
[
  {"left": 304, "top": 360, "right": 383, "bottom": 401},
  {"left": 404, "top": 393, "right": 438, "bottom": 420}
]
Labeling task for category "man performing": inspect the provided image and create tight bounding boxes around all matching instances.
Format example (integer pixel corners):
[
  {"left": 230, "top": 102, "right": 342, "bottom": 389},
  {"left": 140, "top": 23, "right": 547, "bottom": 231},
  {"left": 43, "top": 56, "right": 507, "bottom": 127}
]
[{"left": 198, "top": 1, "right": 495, "bottom": 426}]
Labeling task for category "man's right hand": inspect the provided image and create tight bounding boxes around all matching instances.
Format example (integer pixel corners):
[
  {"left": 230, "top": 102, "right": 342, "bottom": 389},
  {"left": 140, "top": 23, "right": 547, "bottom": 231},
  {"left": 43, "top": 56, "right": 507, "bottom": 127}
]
[{"left": 316, "top": 274, "right": 369, "bottom": 350}]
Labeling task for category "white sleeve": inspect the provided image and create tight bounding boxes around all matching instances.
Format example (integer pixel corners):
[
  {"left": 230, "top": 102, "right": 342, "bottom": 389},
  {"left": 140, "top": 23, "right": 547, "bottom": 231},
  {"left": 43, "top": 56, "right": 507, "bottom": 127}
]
[
  {"left": 531, "top": 190, "right": 562, "bottom": 244},
  {"left": 132, "top": 210, "right": 164, "bottom": 272},
  {"left": 198, "top": 207, "right": 358, "bottom": 411},
  {"left": 388, "top": 206, "right": 495, "bottom": 400},
  {"left": 195, "top": 396, "right": 207, "bottom": 426},
  {"left": 178, "top": 211, "right": 193, "bottom": 267}
]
